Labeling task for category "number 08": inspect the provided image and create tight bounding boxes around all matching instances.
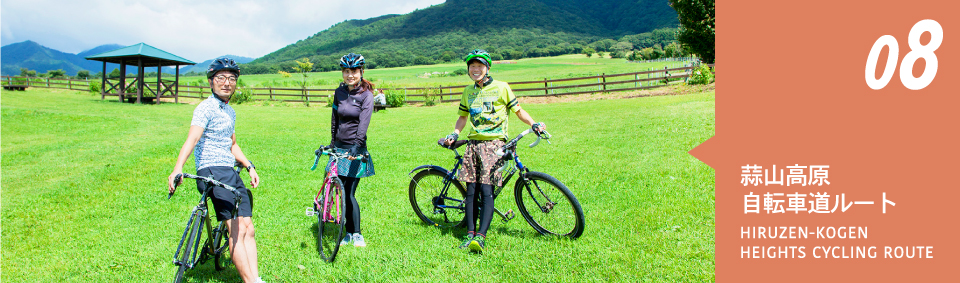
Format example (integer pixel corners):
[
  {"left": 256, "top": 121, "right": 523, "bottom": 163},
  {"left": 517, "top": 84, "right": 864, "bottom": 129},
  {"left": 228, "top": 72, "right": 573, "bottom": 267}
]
[{"left": 865, "top": 19, "right": 943, "bottom": 90}]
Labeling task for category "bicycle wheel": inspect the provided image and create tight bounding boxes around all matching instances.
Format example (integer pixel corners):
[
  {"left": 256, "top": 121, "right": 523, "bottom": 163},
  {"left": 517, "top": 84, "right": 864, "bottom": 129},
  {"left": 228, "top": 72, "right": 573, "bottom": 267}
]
[
  {"left": 174, "top": 211, "right": 203, "bottom": 283},
  {"left": 514, "top": 171, "right": 585, "bottom": 238},
  {"left": 317, "top": 177, "right": 346, "bottom": 262},
  {"left": 409, "top": 168, "right": 467, "bottom": 228},
  {"left": 212, "top": 221, "right": 230, "bottom": 271}
]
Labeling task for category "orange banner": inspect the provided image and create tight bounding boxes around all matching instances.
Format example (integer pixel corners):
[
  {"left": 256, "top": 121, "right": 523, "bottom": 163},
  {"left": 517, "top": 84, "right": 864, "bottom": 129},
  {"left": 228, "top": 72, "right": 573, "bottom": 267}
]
[{"left": 691, "top": 1, "right": 959, "bottom": 281}]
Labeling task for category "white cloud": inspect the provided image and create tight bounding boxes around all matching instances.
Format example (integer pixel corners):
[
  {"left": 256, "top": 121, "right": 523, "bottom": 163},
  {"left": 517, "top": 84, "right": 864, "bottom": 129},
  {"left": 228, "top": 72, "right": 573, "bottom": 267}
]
[{"left": 1, "top": 0, "right": 444, "bottom": 62}]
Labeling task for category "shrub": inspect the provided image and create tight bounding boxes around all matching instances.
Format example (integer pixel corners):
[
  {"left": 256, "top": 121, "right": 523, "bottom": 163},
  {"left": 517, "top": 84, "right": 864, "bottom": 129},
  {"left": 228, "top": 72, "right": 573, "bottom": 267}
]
[
  {"left": 386, "top": 90, "right": 405, "bottom": 107},
  {"left": 419, "top": 84, "right": 440, "bottom": 106},
  {"left": 688, "top": 64, "right": 714, "bottom": 85},
  {"left": 89, "top": 81, "right": 101, "bottom": 93},
  {"left": 233, "top": 87, "right": 253, "bottom": 104}
]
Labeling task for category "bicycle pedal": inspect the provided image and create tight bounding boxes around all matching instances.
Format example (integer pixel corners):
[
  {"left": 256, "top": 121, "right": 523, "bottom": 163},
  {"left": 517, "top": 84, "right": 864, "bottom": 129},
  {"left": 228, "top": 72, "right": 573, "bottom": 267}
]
[
  {"left": 504, "top": 209, "right": 515, "bottom": 221},
  {"left": 305, "top": 207, "right": 318, "bottom": 216}
]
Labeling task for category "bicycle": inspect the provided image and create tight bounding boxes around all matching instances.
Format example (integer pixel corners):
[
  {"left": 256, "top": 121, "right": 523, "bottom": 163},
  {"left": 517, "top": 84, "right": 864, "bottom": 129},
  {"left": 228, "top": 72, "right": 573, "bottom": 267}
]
[
  {"left": 305, "top": 147, "right": 361, "bottom": 262},
  {"left": 168, "top": 164, "right": 244, "bottom": 283},
  {"left": 408, "top": 128, "right": 585, "bottom": 238}
]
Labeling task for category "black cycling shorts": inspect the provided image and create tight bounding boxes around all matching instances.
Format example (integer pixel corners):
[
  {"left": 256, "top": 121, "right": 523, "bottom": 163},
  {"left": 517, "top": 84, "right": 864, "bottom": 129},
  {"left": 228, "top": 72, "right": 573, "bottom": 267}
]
[{"left": 196, "top": 166, "right": 253, "bottom": 221}]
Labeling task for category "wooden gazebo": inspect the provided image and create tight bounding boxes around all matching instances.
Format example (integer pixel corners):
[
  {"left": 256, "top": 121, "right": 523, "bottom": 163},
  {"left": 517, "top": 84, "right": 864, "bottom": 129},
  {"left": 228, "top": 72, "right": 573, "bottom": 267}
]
[{"left": 85, "top": 43, "right": 195, "bottom": 104}]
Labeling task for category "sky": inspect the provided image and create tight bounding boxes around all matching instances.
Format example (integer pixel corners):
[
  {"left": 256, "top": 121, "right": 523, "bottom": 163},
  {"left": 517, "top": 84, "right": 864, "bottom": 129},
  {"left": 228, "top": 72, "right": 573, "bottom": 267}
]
[{"left": 1, "top": 0, "right": 445, "bottom": 61}]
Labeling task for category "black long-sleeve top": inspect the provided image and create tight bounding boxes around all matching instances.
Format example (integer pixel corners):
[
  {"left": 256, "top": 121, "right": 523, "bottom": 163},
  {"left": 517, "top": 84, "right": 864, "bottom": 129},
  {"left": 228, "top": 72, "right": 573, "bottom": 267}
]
[{"left": 331, "top": 84, "right": 373, "bottom": 148}]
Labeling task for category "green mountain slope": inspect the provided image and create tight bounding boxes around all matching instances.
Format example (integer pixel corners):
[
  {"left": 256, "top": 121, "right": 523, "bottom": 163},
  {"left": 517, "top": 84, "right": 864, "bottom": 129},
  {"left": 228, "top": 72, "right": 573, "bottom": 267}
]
[{"left": 244, "top": 0, "right": 678, "bottom": 74}]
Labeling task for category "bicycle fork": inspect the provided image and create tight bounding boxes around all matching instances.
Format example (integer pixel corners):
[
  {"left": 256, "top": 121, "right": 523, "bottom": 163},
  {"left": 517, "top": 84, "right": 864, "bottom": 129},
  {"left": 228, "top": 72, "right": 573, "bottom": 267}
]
[{"left": 173, "top": 206, "right": 206, "bottom": 268}]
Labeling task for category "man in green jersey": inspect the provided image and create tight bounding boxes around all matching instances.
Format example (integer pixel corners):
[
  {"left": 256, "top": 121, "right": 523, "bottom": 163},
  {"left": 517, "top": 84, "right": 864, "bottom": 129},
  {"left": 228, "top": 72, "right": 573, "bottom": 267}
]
[{"left": 444, "top": 49, "right": 546, "bottom": 253}]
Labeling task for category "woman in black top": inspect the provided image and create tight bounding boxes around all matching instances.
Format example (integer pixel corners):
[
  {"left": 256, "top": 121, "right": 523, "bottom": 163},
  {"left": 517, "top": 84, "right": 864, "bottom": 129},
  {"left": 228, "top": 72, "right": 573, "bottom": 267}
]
[{"left": 327, "top": 53, "right": 376, "bottom": 247}]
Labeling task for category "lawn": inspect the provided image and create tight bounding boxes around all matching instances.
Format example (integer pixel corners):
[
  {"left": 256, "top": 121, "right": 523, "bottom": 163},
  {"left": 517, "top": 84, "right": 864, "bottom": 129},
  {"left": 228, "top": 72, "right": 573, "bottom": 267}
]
[{"left": 1, "top": 86, "right": 715, "bottom": 282}]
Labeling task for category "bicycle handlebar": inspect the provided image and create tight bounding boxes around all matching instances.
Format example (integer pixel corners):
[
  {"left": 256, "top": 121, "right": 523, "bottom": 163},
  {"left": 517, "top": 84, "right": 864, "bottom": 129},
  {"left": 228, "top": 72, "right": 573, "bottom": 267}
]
[
  {"left": 311, "top": 147, "right": 365, "bottom": 171},
  {"left": 496, "top": 128, "right": 552, "bottom": 156},
  {"left": 169, "top": 173, "right": 240, "bottom": 199}
]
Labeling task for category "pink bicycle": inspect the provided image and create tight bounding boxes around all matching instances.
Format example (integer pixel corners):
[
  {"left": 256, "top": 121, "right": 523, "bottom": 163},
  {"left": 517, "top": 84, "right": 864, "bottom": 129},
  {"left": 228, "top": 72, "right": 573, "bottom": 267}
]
[{"left": 305, "top": 147, "right": 356, "bottom": 262}]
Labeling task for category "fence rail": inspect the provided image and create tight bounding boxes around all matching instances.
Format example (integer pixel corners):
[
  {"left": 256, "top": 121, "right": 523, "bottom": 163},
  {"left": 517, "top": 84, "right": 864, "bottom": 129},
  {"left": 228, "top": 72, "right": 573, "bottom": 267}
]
[{"left": 1, "top": 62, "right": 713, "bottom": 105}]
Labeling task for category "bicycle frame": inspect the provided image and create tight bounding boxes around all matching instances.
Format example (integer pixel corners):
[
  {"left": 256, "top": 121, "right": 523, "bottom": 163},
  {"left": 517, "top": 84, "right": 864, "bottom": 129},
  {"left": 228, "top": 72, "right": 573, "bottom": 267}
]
[
  {"left": 315, "top": 158, "right": 342, "bottom": 223},
  {"left": 411, "top": 130, "right": 546, "bottom": 222},
  {"left": 170, "top": 172, "right": 241, "bottom": 271},
  {"left": 172, "top": 187, "right": 214, "bottom": 269},
  {"left": 309, "top": 149, "right": 361, "bottom": 223}
]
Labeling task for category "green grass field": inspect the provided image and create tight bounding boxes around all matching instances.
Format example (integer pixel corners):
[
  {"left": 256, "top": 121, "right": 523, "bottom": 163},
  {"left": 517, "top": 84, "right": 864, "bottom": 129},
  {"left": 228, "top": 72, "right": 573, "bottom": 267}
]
[
  {"left": 178, "top": 55, "right": 695, "bottom": 89},
  {"left": 1, "top": 86, "right": 715, "bottom": 282}
]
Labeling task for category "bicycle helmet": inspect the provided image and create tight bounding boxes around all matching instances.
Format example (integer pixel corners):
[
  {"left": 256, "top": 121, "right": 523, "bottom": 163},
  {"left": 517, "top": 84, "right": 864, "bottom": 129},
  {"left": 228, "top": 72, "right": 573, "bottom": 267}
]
[
  {"left": 207, "top": 57, "right": 240, "bottom": 79},
  {"left": 339, "top": 53, "right": 365, "bottom": 69},
  {"left": 463, "top": 49, "right": 492, "bottom": 68}
]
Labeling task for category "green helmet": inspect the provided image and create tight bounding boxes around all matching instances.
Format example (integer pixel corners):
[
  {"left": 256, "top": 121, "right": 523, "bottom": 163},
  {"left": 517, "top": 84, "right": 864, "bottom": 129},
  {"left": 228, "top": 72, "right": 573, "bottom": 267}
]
[{"left": 463, "top": 49, "right": 492, "bottom": 68}]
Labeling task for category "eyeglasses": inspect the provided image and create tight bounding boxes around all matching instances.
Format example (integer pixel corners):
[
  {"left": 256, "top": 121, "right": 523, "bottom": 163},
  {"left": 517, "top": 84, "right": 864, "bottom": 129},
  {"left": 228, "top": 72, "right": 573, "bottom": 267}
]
[{"left": 214, "top": 75, "right": 238, "bottom": 84}]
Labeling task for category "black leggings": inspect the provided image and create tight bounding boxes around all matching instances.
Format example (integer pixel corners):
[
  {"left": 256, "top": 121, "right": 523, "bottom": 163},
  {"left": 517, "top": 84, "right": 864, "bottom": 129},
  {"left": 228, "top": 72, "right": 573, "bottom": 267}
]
[
  {"left": 340, "top": 176, "right": 362, "bottom": 233},
  {"left": 464, "top": 182, "right": 495, "bottom": 236}
]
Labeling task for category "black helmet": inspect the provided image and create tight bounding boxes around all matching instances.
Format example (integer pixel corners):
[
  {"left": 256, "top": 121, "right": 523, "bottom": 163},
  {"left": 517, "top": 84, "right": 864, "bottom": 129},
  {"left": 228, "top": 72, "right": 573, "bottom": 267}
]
[
  {"left": 464, "top": 49, "right": 492, "bottom": 68},
  {"left": 339, "top": 53, "right": 365, "bottom": 69},
  {"left": 207, "top": 57, "right": 240, "bottom": 79}
]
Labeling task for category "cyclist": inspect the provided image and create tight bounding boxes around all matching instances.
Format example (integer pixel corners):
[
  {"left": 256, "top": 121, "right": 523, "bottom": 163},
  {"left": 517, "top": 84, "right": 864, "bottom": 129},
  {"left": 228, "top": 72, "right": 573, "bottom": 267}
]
[
  {"left": 444, "top": 49, "right": 546, "bottom": 253},
  {"left": 167, "top": 57, "right": 265, "bottom": 283},
  {"left": 320, "top": 53, "right": 376, "bottom": 247}
]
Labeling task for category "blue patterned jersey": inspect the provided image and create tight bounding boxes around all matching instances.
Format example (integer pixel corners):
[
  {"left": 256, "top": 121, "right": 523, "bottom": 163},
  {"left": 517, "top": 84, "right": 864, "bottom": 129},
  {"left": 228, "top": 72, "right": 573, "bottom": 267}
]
[{"left": 191, "top": 94, "right": 236, "bottom": 170}]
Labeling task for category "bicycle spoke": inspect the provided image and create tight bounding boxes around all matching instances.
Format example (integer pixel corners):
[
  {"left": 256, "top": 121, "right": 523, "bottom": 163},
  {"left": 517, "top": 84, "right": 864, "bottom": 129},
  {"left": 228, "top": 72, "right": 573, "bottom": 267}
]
[
  {"left": 409, "top": 169, "right": 466, "bottom": 228},
  {"left": 515, "top": 172, "right": 585, "bottom": 238}
]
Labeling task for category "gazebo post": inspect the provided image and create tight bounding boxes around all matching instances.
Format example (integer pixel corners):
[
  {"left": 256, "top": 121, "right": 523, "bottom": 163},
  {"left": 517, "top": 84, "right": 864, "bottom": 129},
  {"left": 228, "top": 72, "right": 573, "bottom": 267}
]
[
  {"left": 119, "top": 60, "right": 127, "bottom": 103},
  {"left": 137, "top": 57, "right": 144, "bottom": 104},
  {"left": 175, "top": 64, "right": 180, "bottom": 104},
  {"left": 101, "top": 62, "right": 106, "bottom": 100},
  {"left": 157, "top": 59, "right": 162, "bottom": 104}
]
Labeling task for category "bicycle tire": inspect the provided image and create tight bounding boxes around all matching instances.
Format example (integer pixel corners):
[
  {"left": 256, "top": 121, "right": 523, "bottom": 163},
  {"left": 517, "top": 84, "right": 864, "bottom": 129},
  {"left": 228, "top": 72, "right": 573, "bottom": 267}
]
[
  {"left": 317, "top": 177, "right": 346, "bottom": 262},
  {"left": 514, "top": 171, "right": 585, "bottom": 238},
  {"left": 409, "top": 168, "right": 467, "bottom": 228},
  {"left": 212, "top": 221, "right": 229, "bottom": 271},
  {"left": 174, "top": 211, "right": 203, "bottom": 283}
]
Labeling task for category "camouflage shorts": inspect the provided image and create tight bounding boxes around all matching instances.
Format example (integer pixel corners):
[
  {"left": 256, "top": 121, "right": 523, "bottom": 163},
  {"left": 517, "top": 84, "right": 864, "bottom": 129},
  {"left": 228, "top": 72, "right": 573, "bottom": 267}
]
[{"left": 459, "top": 139, "right": 505, "bottom": 186}]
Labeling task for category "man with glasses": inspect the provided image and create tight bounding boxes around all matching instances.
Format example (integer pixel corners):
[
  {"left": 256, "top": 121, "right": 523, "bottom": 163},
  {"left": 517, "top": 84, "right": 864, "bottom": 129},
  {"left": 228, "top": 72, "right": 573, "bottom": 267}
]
[{"left": 167, "top": 58, "right": 265, "bottom": 283}]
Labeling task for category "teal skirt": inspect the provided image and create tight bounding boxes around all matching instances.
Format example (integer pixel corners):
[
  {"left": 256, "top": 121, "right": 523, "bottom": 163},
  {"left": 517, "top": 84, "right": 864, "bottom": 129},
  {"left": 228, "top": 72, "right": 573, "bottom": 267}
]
[{"left": 329, "top": 146, "right": 375, "bottom": 178}]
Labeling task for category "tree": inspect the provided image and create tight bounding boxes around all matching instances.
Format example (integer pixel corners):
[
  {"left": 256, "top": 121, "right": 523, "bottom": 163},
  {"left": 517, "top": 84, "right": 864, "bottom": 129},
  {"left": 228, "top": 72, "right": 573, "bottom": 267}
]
[
  {"left": 291, "top": 58, "right": 313, "bottom": 88},
  {"left": 669, "top": 0, "right": 715, "bottom": 63},
  {"left": 583, "top": 47, "right": 596, "bottom": 58},
  {"left": 612, "top": 41, "right": 634, "bottom": 53},
  {"left": 665, "top": 42, "right": 686, "bottom": 58},
  {"left": 20, "top": 68, "right": 37, "bottom": 77},
  {"left": 639, "top": 48, "right": 657, "bottom": 60},
  {"left": 76, "top": 70, "right": 90, "bottom": 80},
  {"left": 47, "top": 69, "right": 66, "bottom": 78},
  {"left": 109, "top": 68, "right": 122, "bottom": 79},
  {"left": 589, "top": 39, "right": 617, "bottom": 52}
]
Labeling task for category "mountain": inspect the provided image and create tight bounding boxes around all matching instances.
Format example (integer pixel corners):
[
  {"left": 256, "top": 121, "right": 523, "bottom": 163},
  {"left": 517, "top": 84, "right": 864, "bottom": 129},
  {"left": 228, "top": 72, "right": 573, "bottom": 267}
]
[
  {"left": 243, "top": 0, "right": 679, "bottom": 74},
  {"left": 1, "top": 40, "right": 92, "bottom": 76},
  {"left": 1, "top": 42, "right": 195, "bottom": 76},
  {"left": 77, "top": 44, "right": 126, "bottom": 58},
  {"left": 178, "top": 55, "right": 256, "bottom": 75}
]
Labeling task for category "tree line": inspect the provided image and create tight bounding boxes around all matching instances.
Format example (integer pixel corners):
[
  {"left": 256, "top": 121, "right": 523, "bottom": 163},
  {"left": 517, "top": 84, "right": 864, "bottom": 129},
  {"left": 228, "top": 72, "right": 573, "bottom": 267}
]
[{"left": 240, "top": 27, "right": 683, "bottom": 75}]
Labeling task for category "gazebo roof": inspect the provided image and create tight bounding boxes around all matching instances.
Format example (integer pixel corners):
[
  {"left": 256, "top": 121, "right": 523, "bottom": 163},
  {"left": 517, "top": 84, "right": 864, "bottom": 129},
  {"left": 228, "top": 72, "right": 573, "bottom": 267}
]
[{"left": 84, "top": 43, "right": 196, "bottom": 67}]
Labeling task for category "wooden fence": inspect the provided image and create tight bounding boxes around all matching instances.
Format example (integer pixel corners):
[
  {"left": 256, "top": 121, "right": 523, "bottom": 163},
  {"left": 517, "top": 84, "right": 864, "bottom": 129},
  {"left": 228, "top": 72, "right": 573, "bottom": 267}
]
[
  {"left": 1, "top": 63, "right": 713, "bottom": 105},
  {"left": 1, "top": 76, "right": 93, "bottom": 91}
]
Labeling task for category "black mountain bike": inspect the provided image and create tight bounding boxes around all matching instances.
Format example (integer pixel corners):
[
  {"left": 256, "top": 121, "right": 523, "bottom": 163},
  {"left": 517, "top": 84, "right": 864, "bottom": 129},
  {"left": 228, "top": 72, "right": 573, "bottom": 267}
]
[
  {"left": 408, "top": 129, "right": 585, "bottom": 238},
  {"left": 168, "top": 165, "right": 243, "bottom": 283}
]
